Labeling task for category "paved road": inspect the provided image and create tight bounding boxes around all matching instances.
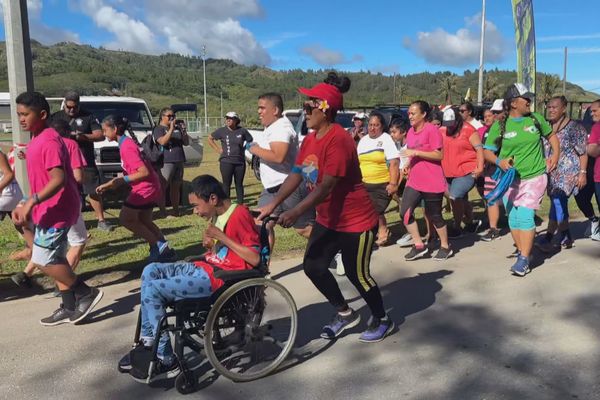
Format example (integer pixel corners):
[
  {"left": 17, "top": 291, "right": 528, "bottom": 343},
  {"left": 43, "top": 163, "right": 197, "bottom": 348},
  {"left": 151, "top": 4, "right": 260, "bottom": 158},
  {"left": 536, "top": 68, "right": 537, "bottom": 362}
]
[{"left": 2, "top": 224, "right": 600, "bottom": 400}]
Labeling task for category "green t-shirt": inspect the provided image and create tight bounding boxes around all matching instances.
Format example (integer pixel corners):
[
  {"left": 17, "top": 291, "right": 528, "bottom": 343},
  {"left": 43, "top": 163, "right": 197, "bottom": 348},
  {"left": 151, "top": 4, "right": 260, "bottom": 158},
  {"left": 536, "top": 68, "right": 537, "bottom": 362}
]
[{"left": 484, "top": 112, "right": 552, "bottom": 180}]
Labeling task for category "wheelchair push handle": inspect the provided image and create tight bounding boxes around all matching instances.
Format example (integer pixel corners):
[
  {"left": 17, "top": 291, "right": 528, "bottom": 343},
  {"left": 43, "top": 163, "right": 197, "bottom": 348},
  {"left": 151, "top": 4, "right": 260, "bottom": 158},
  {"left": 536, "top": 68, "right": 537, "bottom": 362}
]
[{"left": 250, "top": 210, "right": 279, "bottom": 226}]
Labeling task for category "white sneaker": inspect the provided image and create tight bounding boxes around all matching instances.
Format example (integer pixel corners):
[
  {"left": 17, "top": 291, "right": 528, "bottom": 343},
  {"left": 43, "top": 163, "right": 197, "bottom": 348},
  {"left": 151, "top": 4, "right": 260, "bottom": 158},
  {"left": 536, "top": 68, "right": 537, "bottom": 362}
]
[
  {"left": 335, "top": 253, "right": 345, "bottom": 276},
  {"left": 591, "top": 219, "right": 600, "bottom": 240},
  {"left": 592, "top": 230, "right": 600, "bottom": 242},
  {"left": 396, "top": 233, "right": 413, "bottom": 247}
]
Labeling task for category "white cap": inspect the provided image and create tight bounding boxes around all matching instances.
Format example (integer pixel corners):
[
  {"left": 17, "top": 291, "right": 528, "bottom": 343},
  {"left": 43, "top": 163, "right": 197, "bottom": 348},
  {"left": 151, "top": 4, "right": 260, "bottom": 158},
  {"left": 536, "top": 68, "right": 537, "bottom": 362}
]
[
  {"left": 490, "top": 99, "right": 504, "bottom": 111},
  {"left": 353, "top": 112, "right": 366, "bottom": 120},
  {"left": 225, "top": 111, "right": 239, "bottom": 119},
  {"left": 442, "top": 108, "right": 457, "bottom": 126}
]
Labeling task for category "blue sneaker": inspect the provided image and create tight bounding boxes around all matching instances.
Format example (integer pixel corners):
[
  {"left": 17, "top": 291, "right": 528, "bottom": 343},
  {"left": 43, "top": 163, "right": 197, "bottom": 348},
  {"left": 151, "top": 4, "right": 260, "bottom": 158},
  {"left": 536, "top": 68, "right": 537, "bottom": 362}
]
[
  {"left": 359, "top": 316, "right": 395, "bottom": 343},
  {"left": 510, "top": 255, "right": 530, "bottom": 277},
  {"left": 320, "top": 309, "right": 361, "bottom": 339}
]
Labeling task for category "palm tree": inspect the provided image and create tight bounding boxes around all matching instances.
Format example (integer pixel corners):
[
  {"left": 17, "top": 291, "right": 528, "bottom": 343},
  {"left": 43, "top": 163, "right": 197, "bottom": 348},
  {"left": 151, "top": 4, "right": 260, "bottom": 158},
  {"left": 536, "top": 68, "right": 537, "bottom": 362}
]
[
  {"left": 438, "top": 75, "right": 458, "bottom": 104},
  {"left": 483, "top": 74, "right": 502, "bottom": 102}
]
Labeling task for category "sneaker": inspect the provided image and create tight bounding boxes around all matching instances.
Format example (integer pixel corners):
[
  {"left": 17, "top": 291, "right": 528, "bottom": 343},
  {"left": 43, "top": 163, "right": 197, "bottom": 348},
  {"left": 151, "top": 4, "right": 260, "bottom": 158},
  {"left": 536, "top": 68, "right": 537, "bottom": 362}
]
[
  {"left": 11, "top": 272, "right": 33, "bottom": 288},
  {"left": 130, "top": 358, "right": 180, "bottom": 383},
  {"left": 464, "top": 219, "right": 483, "bottom": 233},
  {"left": 359, "top": 316, "right": 395, "bottom": 343},
  {"left": 159, "top": 247, "right": 177, "bottom": 262},
  {"left": 560, "top": 236, "right": 573, "bottom": 249},
  {"left": 433, "top": 246, "right": 453, "bottom": 261},
  {"left": 510, "top": 255, "right": 530, "bottom": 277},
  {"left": 481, "top": 228, "right": 500, "bottom": 242},
  {"left": 447, "top": 226, "right": 464, "bottom": 239},
  {"left": 97, "top": 220, "right": 115, "bottom": 232},
  {"left": 506, "top": 247, "right": 520, "bottom": 258},
  {"left": 396, "top": 233, "right": 414, "bottom": 247},
  {"left": 118, "top": 352, "right": 133, "bottom": 373},
  {"left": 404, "top": 245, "right": 429, "bottom": 261},
  {"left": 70, "top": 287, "right": 104, "bottom": 324},
  {"left": 334, "top": 253, "right": 345, "bottom": 276},
  {"left": 40, "top": 305, "right": 74, "bottom": 326},
  {"left": 591, "top": 225, "right": 600, "bottom": 242},
  {"left": 320, "top": 309, "right": 361, "bottom": 339},
  {"left": 586, "top": 218, "right": 599, "bottom": 238}
]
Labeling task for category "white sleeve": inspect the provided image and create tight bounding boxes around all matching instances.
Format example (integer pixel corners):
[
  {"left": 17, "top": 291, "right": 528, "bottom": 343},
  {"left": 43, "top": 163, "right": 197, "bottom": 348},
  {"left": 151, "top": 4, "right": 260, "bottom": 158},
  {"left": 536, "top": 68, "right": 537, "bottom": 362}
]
[
  {"left": 383, "top": 134, "right": 400, "bottom": 160},
  {"left": 268, "top": 123, "right": 294, "bottom": 144}
]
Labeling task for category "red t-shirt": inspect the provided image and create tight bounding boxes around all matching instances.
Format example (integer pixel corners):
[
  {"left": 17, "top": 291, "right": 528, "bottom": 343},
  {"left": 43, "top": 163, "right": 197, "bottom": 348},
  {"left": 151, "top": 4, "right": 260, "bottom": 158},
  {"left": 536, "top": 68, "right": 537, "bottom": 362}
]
[
  {"left": 63, "top": 137, "right": 87, "bottom": 171},
  {"left": 194, "top": 205, "right": 260, "bottom": 290},
  {"left": 589, "top": 122, "right": 600, "bottom": 183},
  {"left": 441, "top": 123, "right": 478, "bottom": 178},
  {"left": 294, "top": 123, "right": 378, "bottom": 232},
  {"left": 26, "top": 128, "right": 80, "bottom": 228}
]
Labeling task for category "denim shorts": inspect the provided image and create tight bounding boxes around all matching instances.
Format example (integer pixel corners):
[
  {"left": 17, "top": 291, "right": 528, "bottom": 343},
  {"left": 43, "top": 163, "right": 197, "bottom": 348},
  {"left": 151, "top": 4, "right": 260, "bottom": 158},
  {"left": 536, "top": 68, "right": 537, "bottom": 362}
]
[
  {"left": 31, "top": 226, "right": 69, "bottom": 267},
  {"left": 447, "top": 174, "right": 475, "bottom": 200}
]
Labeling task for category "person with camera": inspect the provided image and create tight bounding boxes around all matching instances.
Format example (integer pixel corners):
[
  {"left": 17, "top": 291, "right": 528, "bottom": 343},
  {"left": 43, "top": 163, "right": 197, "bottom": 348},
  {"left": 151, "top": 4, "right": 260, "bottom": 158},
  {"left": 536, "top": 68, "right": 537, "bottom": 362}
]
[
  {"left": 153, "top": 107, "right": 189, "bottom": 217},
  {"left": 51, "top": 90, "right": 114, "bottom": 232}
]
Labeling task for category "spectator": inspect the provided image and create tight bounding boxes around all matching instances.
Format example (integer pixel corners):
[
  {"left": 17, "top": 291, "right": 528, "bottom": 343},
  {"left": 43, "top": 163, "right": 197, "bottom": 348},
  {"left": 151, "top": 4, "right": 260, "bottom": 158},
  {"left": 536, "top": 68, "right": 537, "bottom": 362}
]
[
  {"left": 586, "top": 99, "right": 600, "bottom": 241},
  {"left": 97, "top": 115, "right": 175, "bottom": 262},
  {"left": 258, "top": 72, "right": 394, "bottom": 343},
  {"left": 349, "top": 112, "right": 367, "bottom": 143},
  {"left": 459, "top": 101, "right": 483, "bottom": 130},
  {"left": 51, "top": 91, "right": 114, "bottom": 231},
  {"left": 400, "top": 100, "right": 452, "bottom": 261},
  {"left": 249, "top": 92, "right": 315, "bottom": 249},
  {"left": 441, "top": 107, "right": 484, "bottom": 238},
  {"left": 357, "top": 112, "right": 400, "bottom": 245},
  {"left": 207, "top": 111, "right": 253, "bottom": 204},
  {"left": 12, "top": 91, "right": 102, "bottom": 325},
  {"left": 153, "top": 107, "right": 189, "bottom": 217},
  {"left": 483, "top": 83, "right": 559, "bottom": 277},
  {"left": 536, "top": 96, "right": 588, "bottom": 251}
]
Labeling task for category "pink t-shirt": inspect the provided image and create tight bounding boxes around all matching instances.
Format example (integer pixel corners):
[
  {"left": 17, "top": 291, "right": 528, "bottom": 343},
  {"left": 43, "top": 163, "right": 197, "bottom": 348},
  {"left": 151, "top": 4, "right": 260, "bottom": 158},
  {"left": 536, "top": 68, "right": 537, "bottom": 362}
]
[
  {"left": 590, "top": 122, "right": 600, "bottom": 183},
  {"left": 118, "top": 136, "right": 160, "bottom": 205},
  {"left": 441, "top": 123, "right": 478, "bottom": 178},
  {"left": 27, "top": 128, "right": 80, "bottom": 228},
  {"left": 406, "top": 122, "right": 447, "bottom": 193},
  {"left": 62, "top": 137, "right": 87, "bottom": 171}
]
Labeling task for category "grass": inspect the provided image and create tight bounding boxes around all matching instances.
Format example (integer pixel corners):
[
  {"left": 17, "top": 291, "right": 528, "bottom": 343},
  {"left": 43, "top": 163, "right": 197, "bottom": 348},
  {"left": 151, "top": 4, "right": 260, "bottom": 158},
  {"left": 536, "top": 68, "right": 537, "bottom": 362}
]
[{"left": 0, "top": 139, "right": 594, "bottom": 279}]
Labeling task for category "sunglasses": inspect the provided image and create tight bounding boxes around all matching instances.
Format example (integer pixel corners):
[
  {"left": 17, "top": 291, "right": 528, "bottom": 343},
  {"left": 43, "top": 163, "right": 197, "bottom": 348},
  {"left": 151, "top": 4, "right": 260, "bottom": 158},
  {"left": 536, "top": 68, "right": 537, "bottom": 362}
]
[
  {"left": 492, "top": 110, "right": 503, "bottom": 115},
  {"left": 65, "top": 104, "right": 79, "bottom": 110},
  {"left": 459, "top": 109, "right": 468, "bottom": 113},
  {"left": 302, "top": 100, "right": 321, "bottom": 115}
]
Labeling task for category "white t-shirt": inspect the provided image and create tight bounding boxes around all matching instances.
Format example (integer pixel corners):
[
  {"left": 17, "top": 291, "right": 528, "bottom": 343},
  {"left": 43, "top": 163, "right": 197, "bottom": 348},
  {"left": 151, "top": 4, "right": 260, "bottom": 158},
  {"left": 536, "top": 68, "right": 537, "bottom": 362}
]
[
  {"left": 396, "top": 143, "right": 409, "bottom": 170},
  {"left": 255, "top": 117, "right": 298, "bottom": 189},
  {"left": 467, "top": 118, "right": 484, "bottom": 130}
]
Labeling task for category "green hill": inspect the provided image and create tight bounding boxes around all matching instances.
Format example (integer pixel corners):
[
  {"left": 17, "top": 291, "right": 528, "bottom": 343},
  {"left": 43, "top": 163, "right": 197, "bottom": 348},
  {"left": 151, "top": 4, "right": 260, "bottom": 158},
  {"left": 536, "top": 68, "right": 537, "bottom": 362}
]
[{"left": 0, "top": 41, "right": 597, "bottom": 127}]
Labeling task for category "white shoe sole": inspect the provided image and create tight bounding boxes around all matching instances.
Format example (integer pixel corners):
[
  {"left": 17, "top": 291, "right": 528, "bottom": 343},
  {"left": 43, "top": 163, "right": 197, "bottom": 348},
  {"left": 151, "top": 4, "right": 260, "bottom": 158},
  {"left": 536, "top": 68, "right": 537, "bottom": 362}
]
[{"left": 320, "top": 314, "right": 361, "bottom": 339}]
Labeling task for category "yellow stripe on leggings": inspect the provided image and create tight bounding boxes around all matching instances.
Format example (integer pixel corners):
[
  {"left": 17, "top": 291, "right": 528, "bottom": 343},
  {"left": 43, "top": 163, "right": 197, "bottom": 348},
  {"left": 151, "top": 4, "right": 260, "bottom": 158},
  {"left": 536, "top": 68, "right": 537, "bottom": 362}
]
[
  {"left": 357, "top": 231, "right": 375, "bottom": 291},
  {"left": 364, "top": 231, "right": 376, "bottom": 287}
]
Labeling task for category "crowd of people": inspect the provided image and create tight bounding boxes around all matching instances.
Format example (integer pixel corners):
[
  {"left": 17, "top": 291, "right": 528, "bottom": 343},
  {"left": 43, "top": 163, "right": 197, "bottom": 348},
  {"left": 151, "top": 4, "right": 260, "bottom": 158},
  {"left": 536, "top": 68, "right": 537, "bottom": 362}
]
[{"left": 2, "top": 75, "right": 600, "bottom": 382}]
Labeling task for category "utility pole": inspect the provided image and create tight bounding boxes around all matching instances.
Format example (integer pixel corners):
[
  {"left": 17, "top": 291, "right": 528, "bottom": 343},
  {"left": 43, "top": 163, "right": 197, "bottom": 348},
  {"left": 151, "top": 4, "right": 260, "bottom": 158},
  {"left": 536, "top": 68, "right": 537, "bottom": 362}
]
[
  {"left": 562, "top": 47, "right": 568, "bottom": 95},
  {"left": 477, "top": 0, "right": 486, "bottom": 105},
  {"left": 202, "top": 45, "right": 208, "bottom": 134},
  {"left": 220, "top": 91, "right": 223, "bottom": 119},
  {"left": 3, "top": 0, "right": 34, "bottom": 194},
  {"left": 392, "top": 73, "right": 396, "bottom": 104}
]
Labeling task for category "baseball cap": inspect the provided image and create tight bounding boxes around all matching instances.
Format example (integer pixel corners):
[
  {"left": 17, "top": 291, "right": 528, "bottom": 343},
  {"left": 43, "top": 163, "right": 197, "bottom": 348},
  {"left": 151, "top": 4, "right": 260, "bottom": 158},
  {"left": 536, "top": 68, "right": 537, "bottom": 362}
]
[
  {"left": 490, "top": 99, "right": 504, "bottom": 111},
  {"left": 442, "top": 108, "right": 457, "bottom": 127},
  {"left": 504, "top": 83, "right": 534, "bottom": 101},
  {"left": 353, "top": 112, "right": 366, "bottom": 120},
  {"left": 225, "top": 111, "right": 239, "bottom": 119},
  {"left": 298, "top": 83, "right": 343, "bottom": 111}
]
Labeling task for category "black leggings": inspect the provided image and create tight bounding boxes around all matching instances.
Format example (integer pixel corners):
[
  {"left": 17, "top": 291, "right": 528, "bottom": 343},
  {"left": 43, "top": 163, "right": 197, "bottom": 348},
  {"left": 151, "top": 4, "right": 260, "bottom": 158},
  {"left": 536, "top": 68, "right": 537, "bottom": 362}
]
[
  {"left": 219, "top": 162, "right": 246, "bottom": 204},
  {"left": 575, "top": 159, "right": 599, "bottom": 219},
  {"left": 303, "top": 223, "right": 386, "bottom": 319},
  {"left": 399, "top": 186, "right": 446, "bottom": 228}
]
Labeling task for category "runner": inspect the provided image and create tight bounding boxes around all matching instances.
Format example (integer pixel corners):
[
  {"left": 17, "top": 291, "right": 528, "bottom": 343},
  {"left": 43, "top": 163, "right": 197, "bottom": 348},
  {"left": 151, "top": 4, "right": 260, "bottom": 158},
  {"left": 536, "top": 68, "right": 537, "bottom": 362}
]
[
  {"left": 357, "top": 112, "right": 400, "bottom": 246},
  {"left": 258, "top": 72, "right": 394, "bottom": 343},
  {"left": 586, "top": 99, "right": 600, "bottom": 241},
  {"left": 536, "top": 96, "right": 588, "bottom": 251},
  {"left": 96, "top": 115, "right": 175, "bottom": 262},
  {"left": 483, "top": 84, "right": 559, "bottom": 276},
  {"left": 441, "top": 107, "right": 484, "bottom": 238},
  {"left": 400, "top": 101, "right": 452, "bottom": 261}
]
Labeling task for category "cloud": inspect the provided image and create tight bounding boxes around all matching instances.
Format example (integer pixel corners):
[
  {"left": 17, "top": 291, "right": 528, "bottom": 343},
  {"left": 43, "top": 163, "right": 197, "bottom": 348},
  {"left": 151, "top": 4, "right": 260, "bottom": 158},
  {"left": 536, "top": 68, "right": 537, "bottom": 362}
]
[
  {"left": 371, "top": 64, "right": 400, "bottom": 75},
  {"left": 403, "top": 13, "right": 508, "bottom": 67},
  {"left": 72, "top": 0, "right": 270, "bottom": 65},
  {"left": 0, "top": 0, "right": 80, "bottom": 44},
  {"left": 538, "top": 33, "right": 600, "bottom": 42},
  {"left": 300, "top": 44, "right": 363, "bottom": 66},
  {"left": 263, "top": 32, "right": 307, "bottom": 49}
]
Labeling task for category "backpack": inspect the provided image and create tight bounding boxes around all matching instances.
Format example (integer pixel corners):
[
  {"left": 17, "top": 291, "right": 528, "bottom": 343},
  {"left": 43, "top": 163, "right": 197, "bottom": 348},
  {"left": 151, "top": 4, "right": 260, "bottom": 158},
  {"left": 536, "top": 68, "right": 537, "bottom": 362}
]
[{"left": 140, "top": 134, "right": 164, "bottom": 168}]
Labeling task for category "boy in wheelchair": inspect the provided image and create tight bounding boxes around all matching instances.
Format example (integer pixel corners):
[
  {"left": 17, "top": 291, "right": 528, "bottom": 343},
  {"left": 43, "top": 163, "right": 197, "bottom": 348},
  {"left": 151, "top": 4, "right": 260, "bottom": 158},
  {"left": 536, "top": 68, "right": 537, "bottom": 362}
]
[{"left": 119, "top": 174, "right": 261, "bottom": 381}]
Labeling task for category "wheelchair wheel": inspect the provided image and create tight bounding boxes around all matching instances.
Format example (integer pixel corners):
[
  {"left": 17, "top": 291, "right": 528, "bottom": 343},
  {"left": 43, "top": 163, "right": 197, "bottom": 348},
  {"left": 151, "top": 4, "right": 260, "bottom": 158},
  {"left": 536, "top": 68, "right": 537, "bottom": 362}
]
[{"left": 204, "top": 278, "right": 297, "bottom": 382}]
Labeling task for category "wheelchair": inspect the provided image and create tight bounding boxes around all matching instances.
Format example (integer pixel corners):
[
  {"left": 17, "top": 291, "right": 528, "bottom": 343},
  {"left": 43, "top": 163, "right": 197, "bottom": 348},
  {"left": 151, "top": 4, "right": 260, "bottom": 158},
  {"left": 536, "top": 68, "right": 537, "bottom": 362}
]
[{"left": 127, "top": 216, "right": 298, "bottom": 394}]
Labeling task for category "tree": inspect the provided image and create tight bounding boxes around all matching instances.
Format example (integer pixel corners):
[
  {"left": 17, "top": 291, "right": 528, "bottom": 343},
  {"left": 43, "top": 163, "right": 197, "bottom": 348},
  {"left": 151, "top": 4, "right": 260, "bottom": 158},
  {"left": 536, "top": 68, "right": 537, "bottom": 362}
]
[
  {"left": 438, "top": 75, "right": 458, "bottom": 104},
  {"left": 483, "top": 74, "right": 502, "bottom": 102},
  {"left": 538, "top": 74, "right": 561, "bottom": 107}
]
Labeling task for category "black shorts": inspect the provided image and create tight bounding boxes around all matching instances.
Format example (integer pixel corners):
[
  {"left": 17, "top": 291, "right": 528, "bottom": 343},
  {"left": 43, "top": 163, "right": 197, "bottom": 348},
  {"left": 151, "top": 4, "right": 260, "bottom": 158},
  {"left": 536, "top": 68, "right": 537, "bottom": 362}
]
[
  {"left": 123, "top": 201, "right": 156, "bottom": 210},
  {"left": 364, "top": 183, "right": 391, "bottom": 215}
]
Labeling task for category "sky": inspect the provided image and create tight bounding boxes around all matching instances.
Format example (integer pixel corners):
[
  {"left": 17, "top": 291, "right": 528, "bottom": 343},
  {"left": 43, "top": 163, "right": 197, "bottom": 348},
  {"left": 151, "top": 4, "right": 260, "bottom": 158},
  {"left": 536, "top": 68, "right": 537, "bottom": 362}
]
[{"left": 1, "top": 0, "right": 599, "bottom": 93}]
